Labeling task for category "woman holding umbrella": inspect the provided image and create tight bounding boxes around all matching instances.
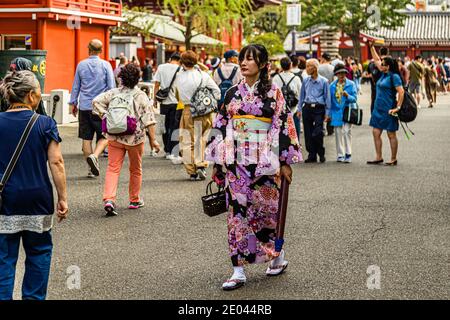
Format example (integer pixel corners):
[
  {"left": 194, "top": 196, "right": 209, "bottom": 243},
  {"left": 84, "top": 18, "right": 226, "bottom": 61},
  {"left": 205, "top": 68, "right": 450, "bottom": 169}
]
[{"left": 206, "top": 44, "right": 301, "bottom": 291}]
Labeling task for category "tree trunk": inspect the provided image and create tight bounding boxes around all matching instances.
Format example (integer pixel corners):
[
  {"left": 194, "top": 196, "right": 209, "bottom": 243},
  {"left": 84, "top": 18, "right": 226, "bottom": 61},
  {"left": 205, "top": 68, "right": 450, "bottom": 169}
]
[
  {"left": 185, "top": 17, "right": 192, "bottom": 51},
  {"left": 350, "top": 30, "right": 361, "bottom": 61}
]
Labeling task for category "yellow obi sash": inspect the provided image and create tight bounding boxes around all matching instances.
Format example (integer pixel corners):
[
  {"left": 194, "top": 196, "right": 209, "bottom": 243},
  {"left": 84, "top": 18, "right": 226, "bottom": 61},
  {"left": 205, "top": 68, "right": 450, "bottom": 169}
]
[
  {"left": 232, "top": 114, "right": 272, "bottom": 124},
  {"left": 232, "top": 115, "right": 272, "bottom": 143}
]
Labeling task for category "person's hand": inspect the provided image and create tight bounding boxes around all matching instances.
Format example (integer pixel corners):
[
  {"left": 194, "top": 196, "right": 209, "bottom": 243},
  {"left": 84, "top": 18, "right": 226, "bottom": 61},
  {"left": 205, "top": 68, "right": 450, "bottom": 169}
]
[
  {"left": 343, "top": 91, "right": 349, "bottom": 98},
  {"left": 367, "top": 40, "right": 374, "bottom": 48},
  {"left": 296, "top": 111, "right": 302, "bottom": 119},
  {"left": 57, "top": 200, "right": 69, "bottom": 223},
  {"left": 212, "top": 167, "right": 225, "bottom": 186},
  {"left": 324, "top": 115, "right": 331, "bottom": 122},
  {"left": 71, "top": 104, "right": 78, "bottom": 117},
  {"left": 280, "top": 165, "right": 293, "bottom": 184},
  {"left": 151, "top": 140, "right": 161, "bottom": 153},
  {"left": 389, "top": 107, "right": 400, "bottom": 115}
]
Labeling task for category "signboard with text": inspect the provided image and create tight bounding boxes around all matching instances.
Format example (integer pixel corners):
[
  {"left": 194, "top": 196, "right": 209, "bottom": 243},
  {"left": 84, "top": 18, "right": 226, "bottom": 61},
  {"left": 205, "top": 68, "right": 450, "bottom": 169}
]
[{"left": 286, "top": 4, "right": 301, "bottom": 26}]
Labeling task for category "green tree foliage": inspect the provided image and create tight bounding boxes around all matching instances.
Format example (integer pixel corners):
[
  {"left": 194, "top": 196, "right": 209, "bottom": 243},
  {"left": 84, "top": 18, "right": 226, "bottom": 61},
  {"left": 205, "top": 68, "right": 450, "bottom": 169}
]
[
  {"left": 243, "top": 3, "right": 289, "bottom": 41},
  {"left": 300, "top": 0, "right": 411, "bottom": 60},
  {"left": 111, "top": 5, "right": 156, "bottom": 37},
  {"left": 247, "top": 32, "right": 285, "bottom": 57},
  {"left": 162, "top": 0, "right": 253, "bottom": 50}
]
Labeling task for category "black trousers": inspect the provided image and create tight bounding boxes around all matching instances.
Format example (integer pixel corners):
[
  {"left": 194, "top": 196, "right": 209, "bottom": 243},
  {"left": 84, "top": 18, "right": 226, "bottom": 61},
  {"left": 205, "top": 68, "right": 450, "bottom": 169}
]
[
  {"left": 160, "top": 103, "right": 181, "bottom": 154},
  {"left": 302, "top": 105, "right": 325, "bottom": 160}
]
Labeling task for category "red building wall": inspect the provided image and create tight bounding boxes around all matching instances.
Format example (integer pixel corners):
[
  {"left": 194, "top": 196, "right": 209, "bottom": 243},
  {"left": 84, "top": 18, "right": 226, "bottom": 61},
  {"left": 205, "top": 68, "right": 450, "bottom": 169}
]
[{"left": 0, "top": 0, "right": 119, "bottom": 92}]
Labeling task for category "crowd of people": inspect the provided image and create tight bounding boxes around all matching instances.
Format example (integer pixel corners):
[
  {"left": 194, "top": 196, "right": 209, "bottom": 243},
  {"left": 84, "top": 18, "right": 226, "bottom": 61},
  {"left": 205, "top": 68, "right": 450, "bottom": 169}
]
[{"left": 0, "top": 36, "right": 445, "bottom": 298}]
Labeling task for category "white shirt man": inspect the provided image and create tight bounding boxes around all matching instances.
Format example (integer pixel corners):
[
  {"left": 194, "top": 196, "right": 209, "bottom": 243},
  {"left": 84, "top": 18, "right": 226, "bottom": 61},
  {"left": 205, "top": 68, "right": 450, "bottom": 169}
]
[{"left": 153, "top": 53, "right": 182, "bottom": 157}]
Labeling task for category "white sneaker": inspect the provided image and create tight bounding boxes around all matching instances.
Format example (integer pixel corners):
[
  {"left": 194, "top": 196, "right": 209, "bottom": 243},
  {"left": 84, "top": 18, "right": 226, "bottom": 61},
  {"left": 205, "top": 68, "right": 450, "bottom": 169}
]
[
  {"left": 165, "top": 153, "right": 173, "bottom": 160},
  {"left": 171, "top": 156, "right": 183, "bottom": 165},
  {"left": 197, "top": 168, "right": 207, "bottom": 181},
  {"left": 86, "top": 154, "right": 100, "bottom": 176},
  {"left": 150, "top": 150, "right": 158, "bottom": 157},
  {"left": 87, "top": 171, "right": 96, "bottom": 179}
]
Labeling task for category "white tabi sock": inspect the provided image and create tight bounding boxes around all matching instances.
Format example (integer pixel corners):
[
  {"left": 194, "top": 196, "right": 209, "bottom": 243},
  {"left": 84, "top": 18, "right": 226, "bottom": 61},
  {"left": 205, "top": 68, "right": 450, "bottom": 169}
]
[
  {"left": 270, "top": 250, "right": 285, "bottom": 268},
  {"left": 231, "top": 266, "right": 246, "bottom": 280}
]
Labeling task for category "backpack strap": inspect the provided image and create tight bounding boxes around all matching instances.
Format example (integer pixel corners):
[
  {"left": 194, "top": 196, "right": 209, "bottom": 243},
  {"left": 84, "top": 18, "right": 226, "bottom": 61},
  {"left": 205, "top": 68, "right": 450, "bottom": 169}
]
[
  {"left": 217, "top": 68, "right": 225, "bottom": 82},
  {"left": 277, "top": 74, "right": 287, "bottom": 87},
  {"left": 0, "top": 113, "right": 39, "bottom": 194},
  {"left": 294, "top": 71, "right": 303, "bottom": 83},
  {"left": 227, "top": 67, "right": 238, "bottom": 82},
  {"left": 286, "top": 74, "right": 296, "bottom": 87}
]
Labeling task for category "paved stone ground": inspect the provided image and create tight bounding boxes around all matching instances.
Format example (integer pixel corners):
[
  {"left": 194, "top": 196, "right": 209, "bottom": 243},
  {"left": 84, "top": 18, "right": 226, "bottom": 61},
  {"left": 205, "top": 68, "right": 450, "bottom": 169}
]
[{"left": 13, "top": 84, "right": 450, "bottom": 300}]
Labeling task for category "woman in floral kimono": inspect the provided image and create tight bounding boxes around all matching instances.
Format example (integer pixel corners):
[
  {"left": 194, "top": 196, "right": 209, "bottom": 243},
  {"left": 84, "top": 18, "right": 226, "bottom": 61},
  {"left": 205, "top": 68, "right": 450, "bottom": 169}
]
[{"left": 206, "top": 44, "right": 302, "bottom": 291}]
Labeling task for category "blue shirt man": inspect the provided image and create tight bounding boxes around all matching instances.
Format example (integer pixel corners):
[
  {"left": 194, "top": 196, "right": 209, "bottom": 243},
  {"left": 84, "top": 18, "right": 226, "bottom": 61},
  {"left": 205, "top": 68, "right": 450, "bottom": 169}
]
[
  {"left": 70, "top": 55, "right": 115, "bottom": 111},
  {"left": 298, "top": 59, "right": 331, "bottom": 163},
  {"left": 69, "top": 39, "right": 114, "bottom": 178},
  {"left": 298, "top": 75, "right": 331, "bottom": 116}
]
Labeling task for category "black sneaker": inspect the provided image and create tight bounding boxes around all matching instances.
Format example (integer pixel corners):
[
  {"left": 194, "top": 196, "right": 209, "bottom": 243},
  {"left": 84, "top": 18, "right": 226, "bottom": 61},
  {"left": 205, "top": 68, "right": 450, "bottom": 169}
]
[
  {"left": 304, "top": 158, "right": 317, "bottom": 163},
  {"left": 104, "top": 201, "right": 118, "bottom": 217},
  {"left": 190, "top": 174, "right": 201, "bottom": 181},
  {"left": 319, "top": 155, "right": 326, "bottom": 163}
]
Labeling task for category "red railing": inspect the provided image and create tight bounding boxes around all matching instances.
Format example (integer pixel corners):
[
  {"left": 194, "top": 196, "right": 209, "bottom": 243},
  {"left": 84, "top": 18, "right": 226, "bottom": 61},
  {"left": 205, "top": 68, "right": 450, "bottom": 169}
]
[{"left": 49, "top": 0, "right": 122, "bottom": 17}]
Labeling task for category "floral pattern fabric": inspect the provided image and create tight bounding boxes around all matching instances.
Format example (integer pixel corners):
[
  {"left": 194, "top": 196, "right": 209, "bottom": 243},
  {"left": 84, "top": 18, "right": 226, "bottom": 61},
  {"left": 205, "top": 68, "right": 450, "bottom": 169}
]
[{"left": 206, "top": 80, "right": 302, "bottom": 267}]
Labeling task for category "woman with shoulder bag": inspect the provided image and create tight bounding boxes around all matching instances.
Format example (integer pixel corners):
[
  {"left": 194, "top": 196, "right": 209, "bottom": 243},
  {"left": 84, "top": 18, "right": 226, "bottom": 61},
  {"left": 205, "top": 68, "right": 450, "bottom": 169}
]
[
  {"left": 206, "top": 44, "right": 302, "bottom": 291},
  {"left": 329, "top": 64, "right": 358, "bottom": 163},
  {"left": 0, "top": 70, "right": 68, "bottom": 300},
  {"left": 367, "top": 43, "right": 405, "bottom": 166},
  {"left": 173, "top": 50, "right": 221, "bottom": 181},
  {"left": 93, "top": 63, "right": 160, "bottom": 216}
]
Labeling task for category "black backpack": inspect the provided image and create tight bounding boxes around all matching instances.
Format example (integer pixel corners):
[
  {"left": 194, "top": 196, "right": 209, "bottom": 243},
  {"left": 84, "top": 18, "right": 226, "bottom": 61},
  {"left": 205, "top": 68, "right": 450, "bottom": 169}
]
[
  {"left": 293, "top": 71, "right": 303, "bottom": 83},
  {"left": 390, "top": 74, "right": 417, "bottom": 123},
  {"left": 277, "top": 74, "right": 299, "bottom": 111},
  {"left": 217, "top": 67, "right": 238, "bottom": 107}
]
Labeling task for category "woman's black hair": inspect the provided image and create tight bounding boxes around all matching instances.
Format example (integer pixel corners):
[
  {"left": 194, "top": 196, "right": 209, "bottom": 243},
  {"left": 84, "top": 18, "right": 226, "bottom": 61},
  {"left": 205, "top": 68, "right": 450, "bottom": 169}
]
[
  {"left": 118, "top": 63, "right": 141, "bottom": 88},
  {"left": 383, "top": 56, "right": 404, "bottom": 85},
  {"left": 238, "top": 44, "right": 272, "bottom": 100}
]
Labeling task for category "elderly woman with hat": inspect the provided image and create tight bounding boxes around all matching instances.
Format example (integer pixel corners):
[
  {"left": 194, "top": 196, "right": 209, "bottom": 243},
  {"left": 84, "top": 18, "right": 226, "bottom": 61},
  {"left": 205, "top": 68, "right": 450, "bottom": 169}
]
[{"left": 329, "top": 64, "right": 358, "bottom": 163}]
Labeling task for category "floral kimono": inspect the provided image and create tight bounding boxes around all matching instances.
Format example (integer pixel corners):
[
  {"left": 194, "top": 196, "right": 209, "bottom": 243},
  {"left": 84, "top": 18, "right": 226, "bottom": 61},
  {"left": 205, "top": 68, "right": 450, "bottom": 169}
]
[{"left": 206, "top": 80, "right": 302, "bottom": 267}]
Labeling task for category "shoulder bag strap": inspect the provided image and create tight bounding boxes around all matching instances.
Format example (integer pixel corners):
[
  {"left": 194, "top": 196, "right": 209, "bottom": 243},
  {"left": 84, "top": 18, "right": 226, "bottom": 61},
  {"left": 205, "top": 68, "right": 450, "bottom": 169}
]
[
  {"left": 167, "top": 66, "right": 181, "bottom": 91},
  {"left": 0, "top": 113, "right": 39, "bottom": 193}
]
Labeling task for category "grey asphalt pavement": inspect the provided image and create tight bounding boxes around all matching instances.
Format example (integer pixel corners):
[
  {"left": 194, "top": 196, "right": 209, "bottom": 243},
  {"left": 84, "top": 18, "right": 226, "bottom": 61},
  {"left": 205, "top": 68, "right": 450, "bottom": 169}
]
[{"left": 14, "top": 84, "right": 450, "bottom": 299}]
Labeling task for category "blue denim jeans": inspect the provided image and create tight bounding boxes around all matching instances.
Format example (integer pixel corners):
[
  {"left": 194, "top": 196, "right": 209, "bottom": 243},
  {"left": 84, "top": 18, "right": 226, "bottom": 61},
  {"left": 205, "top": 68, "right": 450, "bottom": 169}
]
[{"left": 0, "top": 231, "right": 53, "bottom": 300}]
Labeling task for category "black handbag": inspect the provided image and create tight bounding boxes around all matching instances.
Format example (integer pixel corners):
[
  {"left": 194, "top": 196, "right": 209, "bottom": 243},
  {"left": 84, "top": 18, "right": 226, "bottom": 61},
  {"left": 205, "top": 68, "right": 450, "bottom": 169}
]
[
  {"left": 155, "top": 66, "right": 181, "bottom": 103},
  {"left": 0, "top": 113, "right": 39, "bottom": 211},
  {"left": 343, "top": 102, "right": 363, "bottom": 126},
  {"left": 202, "top": 181, "right": 227, "bottom": 217}
]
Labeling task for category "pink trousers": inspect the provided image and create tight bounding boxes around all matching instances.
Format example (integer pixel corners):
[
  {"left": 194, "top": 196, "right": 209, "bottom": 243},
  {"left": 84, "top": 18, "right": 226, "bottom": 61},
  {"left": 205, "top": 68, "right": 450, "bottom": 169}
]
[{"left": 103, "top": 141, "right": 144, "bottom": 203}]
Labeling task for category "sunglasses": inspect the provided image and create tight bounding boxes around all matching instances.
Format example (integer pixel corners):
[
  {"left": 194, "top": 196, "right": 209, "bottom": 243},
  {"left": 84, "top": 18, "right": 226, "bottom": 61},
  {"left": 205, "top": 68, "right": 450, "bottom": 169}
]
[{"left": 381, "top": 63, "right": 388, "bottom": 67}]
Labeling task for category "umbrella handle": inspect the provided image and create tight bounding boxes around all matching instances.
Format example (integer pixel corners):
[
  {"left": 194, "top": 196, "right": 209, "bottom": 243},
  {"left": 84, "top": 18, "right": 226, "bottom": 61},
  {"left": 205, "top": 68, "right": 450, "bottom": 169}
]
[{"left": 275, "top": 176, "right": 289, "bottom": 252}]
